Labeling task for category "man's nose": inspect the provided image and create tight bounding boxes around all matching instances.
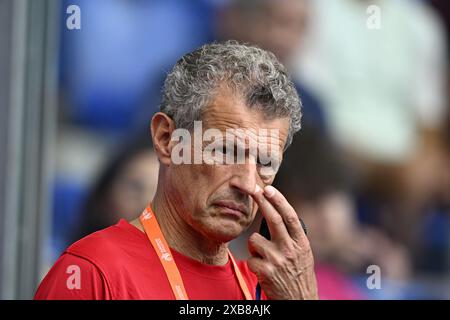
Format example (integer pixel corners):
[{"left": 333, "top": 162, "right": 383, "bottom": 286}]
[{"left": 228, "top": 163, "right": 259, "bottom": 196}]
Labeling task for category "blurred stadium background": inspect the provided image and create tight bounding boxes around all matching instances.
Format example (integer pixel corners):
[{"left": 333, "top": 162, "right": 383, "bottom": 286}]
[{"left": 0, "top": 0, "right": 449, "bottom": 299}]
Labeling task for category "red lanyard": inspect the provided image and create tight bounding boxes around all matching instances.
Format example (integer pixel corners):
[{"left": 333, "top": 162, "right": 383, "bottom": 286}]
[{"left": 139, "top": 204, "right": 253, "bottom": 300}]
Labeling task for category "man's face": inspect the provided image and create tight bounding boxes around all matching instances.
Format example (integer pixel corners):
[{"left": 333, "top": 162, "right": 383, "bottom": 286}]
[{"left": 166, "top": 87, "right": 290, "bottom": 243}]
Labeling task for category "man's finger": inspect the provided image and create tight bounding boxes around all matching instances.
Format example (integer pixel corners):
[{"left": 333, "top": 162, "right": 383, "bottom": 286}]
[
  {"left": 247, "top": 256, "right": 267, "bottom": 278},
  {"left": 251, "top": 184, "right": 290, "bottom": 242},
  {"left": 263, "top": 185, "right": 306, "bottom": 242},
  {"left": 248, "top": 232, "right": 279, "bottom": 261}
]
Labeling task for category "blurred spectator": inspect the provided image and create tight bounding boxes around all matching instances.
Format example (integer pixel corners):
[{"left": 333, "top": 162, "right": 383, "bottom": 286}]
[
  {"left": 70, "top": 134, "right": 159, "bottom": 243},
  {"left": 273, "top": 126, "right": 412, "bottom": 299},
  {"left": 294, "top": 0, "right": 449, "bottom": 272},
  {"left": 216, "top": 0, "right": 328, "bottom": 132},
  {"left": 296, "top": 0, "right": 447, "bottom": 164}
]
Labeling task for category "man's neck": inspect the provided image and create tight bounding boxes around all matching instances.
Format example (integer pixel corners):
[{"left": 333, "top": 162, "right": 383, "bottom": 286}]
[{"left": 131, "top": 190, "right": 229, "bottom": 266}]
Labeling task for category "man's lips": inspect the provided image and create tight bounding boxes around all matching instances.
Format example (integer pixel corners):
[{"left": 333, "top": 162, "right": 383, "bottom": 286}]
[{"left": 213, "top": 200, "right": 248, "bottom": 217}]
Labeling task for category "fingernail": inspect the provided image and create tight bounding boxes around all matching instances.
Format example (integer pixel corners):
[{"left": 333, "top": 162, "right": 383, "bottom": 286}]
[
  {"left": 264, "top": 186, "right": 276, "bottom": 197},
  {"left": 255, "top": 184, "right": 262, "bottom": 194}
]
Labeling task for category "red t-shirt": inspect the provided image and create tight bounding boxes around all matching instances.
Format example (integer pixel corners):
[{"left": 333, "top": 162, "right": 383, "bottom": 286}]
[{"left": 34, "top": 219, "right": 262, "bottom": 300}]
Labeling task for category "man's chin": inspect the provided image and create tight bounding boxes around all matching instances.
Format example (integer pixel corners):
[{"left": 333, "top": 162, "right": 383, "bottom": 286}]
[{"left": 204, "top": 220, "right": 247, "bottom": 243}]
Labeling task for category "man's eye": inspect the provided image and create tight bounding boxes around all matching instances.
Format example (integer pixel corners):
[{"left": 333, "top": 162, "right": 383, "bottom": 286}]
[
  {"left": 210, "top": 145, "right": 233, "bottom": 163},
  {"left": 256, "top": 156, "right": 272, "bottom": 167},
  {"left": 260, "top": 163, "right": 272, "bottom": 168}
]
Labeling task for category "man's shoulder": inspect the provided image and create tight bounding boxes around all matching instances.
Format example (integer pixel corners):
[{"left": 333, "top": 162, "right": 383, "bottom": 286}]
[
  {"left": 65, "top": 220, "right": 142, "bottom": 269},
  {"left": 34, "top": 223, "right": 132, "bottom": 300}
]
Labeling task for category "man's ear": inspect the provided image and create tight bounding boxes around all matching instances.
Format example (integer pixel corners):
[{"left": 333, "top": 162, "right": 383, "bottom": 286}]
[{"left": 151, "top": 112, "right": 176, "bottom": 166}]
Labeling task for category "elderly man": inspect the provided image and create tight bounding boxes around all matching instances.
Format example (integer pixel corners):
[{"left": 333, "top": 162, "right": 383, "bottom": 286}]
[{"left": 35, "top": 41, "right": 318, "bottom": 300}]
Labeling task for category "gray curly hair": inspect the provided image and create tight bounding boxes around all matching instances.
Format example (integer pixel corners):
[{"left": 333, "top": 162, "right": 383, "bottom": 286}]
[{"left": 160, "top": 40, "right": 302, "bottom": 148}]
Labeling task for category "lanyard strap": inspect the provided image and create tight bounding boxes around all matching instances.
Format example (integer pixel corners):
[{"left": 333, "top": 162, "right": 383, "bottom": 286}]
[
  {"left": 139, "top": 205, "right": 253, "bottom": 300},
  {"left": 227, "top": 248, "right": 253, "bottom": 300},
  {"left": 139, "top": 205, "right": 188, "bottom": 300}
]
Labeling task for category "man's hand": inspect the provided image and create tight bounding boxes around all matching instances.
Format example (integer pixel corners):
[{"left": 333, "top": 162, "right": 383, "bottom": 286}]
[{"left": 248, "top": 185, "right": 319, "bottom": 300}]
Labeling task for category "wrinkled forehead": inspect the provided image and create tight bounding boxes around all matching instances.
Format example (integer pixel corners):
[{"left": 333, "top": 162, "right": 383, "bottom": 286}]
[
  {"left": 201, "top": 88, "right": 290, "bottom": 151},
  {"left": 220, "top": 128, "right": 283, "bottom": 154}
]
